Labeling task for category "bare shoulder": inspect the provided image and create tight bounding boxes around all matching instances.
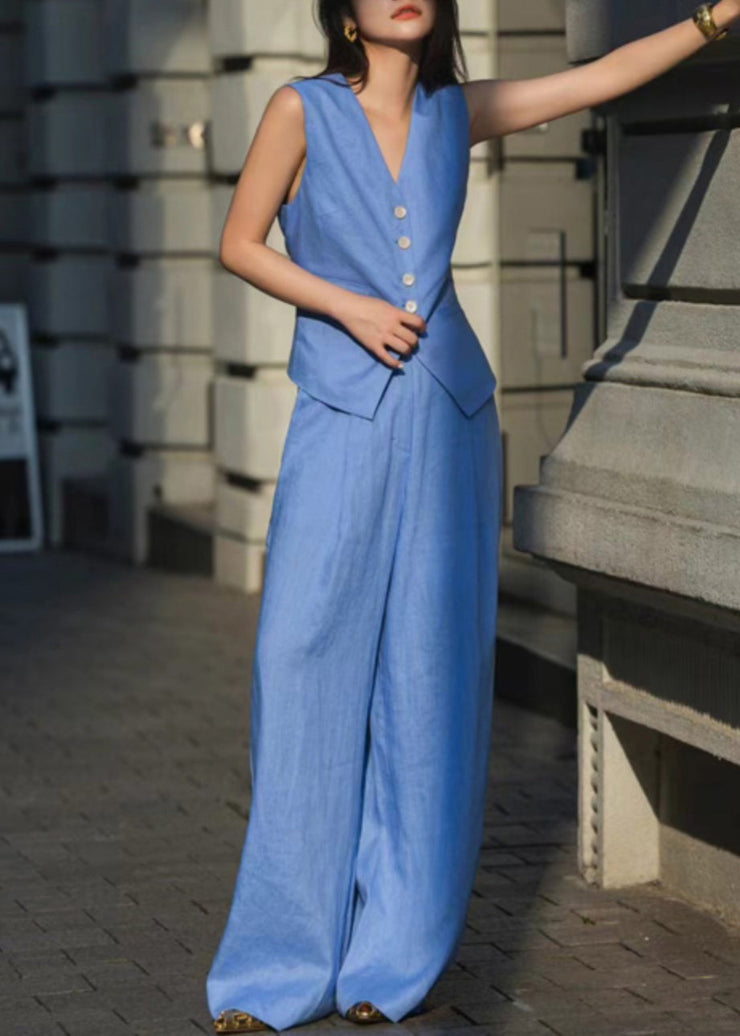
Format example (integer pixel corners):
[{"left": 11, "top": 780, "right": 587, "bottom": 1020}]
[{"left": 264, "top": 83, "right": 307, "bottom": 137}]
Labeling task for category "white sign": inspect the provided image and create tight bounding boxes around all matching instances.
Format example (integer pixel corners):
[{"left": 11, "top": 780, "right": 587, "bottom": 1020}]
[{"left": 0, "top": 304, "right": 44, "bottom": 551}]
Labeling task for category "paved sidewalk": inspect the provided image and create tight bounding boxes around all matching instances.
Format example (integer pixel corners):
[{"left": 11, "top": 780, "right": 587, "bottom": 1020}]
[{"left": 1, "top": 550, "right": 740, "bottom": 1036}]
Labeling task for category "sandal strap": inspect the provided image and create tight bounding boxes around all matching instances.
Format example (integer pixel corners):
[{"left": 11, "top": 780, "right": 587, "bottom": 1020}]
[{"left": 214, "top": 1009, "right": 270, "bottom": 1032}]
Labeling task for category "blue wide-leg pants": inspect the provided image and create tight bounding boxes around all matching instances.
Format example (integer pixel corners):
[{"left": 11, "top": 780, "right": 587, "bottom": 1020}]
[{"left": 206, "top": 350, "right": 503, "bottom": 1030}]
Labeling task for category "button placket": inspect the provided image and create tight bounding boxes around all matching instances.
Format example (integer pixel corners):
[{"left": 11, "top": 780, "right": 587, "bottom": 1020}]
[{"left": 392, "top": 196, "right": 417, "bottom": 315}]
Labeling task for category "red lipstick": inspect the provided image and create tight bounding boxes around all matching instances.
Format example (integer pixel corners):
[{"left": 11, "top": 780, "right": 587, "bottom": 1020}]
[{"left": 392, "top": 4, "right": 422, "bottom": 19}]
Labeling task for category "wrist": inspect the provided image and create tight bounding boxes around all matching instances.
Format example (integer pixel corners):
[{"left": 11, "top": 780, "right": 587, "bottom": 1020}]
[
  {"left": 705, "top": 0, "right": 739, "bottom": 30},
  {"left": 326, "top": 286, "right": 358, "bottom": 324}
]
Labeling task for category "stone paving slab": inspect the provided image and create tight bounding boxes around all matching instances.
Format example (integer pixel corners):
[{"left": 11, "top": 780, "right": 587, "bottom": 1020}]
[{"left": 1, "top": 550, "right": 740, "bottom": 1035}]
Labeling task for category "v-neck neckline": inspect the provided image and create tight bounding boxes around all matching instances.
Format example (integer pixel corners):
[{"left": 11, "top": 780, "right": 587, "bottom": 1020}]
[{"left": 338, "top": 72, "right": 420, "bottom": 190}]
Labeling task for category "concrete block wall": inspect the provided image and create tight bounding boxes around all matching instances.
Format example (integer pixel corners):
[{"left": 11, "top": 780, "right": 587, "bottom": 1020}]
[
  {"left": 11, "top": 0, "right": 215, "bottom": 557},
  {"left": 0, "top": 0, "right": 25, "bottom": 304},
  {"left": 495, "top": 0, "right": 598, "bottom": 530},
  {"left": 24, "top": 0, "right": 116, "bottom": 545},
  {"left": 106, "top": 0, "right": 214, "bottom": 564},
  {"left": 0, "top": 0, "right": 25, "bottom": 303},
  {"left": 209, "top": 3, "right": 502, "bottom": 594}
]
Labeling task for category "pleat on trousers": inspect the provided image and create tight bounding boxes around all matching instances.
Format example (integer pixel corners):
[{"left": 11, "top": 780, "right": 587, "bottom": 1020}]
[{"left": 206, "top": 343, "right": 503, "bottom": 1030}]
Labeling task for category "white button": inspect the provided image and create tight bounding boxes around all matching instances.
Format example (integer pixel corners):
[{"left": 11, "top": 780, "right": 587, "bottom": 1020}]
[
  {"left": 394, "top": 205, "right": 407, "bottom": 218},
  {"left": 402, "top": 272, "right": 415, "bottom": 286},
  {"left": 397, "top": 235, "right": 411, "bottom": 249},
  {"left": 405, "top": 299, "right": 418, "bottom": 313}
]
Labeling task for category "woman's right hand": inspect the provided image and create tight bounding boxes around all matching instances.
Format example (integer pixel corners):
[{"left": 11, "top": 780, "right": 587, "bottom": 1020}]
[{"left": 335, "top": 293, "right": 427, "bottom": 370}]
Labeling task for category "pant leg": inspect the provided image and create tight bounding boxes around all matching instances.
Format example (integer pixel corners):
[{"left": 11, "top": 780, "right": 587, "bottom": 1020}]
[
  {"left": 335, "top": 358, "right": 504, "bottom": 1022},
  {"left": 206, "top": 380, "right": 412, "bottom": 1031}
]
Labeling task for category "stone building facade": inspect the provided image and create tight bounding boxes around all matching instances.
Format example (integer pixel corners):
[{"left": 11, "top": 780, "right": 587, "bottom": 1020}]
[{"left": 514, "top": 1, "right": 740, "bottom": 921}]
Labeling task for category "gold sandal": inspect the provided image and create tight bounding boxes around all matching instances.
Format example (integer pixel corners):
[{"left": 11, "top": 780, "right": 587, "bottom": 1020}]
[
  {"left": 345, "top": 1001, "right": 390, "bottom": 1024},
  {"left": 213, "top": 1008, "right": 272, "bottom": 1032}
]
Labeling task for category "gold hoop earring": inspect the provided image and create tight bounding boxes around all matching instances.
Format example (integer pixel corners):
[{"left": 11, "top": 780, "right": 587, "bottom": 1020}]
[{"left": 344, "top": 23, "right": 358, "bottom": 43}]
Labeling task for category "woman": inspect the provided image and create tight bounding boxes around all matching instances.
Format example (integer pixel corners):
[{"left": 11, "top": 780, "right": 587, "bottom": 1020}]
[{"left": 207, "top": 2, "right": 739, "bottom": 1032}]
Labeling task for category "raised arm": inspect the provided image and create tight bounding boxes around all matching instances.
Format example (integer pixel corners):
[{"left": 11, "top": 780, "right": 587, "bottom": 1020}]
[{"left": 463, "top": 0, "right": 740, "bottom": 146}]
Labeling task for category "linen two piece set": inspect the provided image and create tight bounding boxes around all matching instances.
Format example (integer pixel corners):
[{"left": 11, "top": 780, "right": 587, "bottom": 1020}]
[{"left": 207, "top": 70, "right": 503, "bottom": 1030}]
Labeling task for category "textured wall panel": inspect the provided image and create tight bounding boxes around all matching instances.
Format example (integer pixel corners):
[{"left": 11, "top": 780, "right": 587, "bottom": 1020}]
[
  {"left": 28, "top": 92, "right": 108, "bottom": 177},
  {"left": 564, "top": 0, "right": 739, "bottom": 61},
  {"left": 459, "top": 0, "right": 495, "bottom": 33},
  {"left": 453, "top": 271, "right": 496, "bottom": 368},
  {"left": 32, "top": 341, "right": 113, "bottom": 420},
  {"left": 111, "top": 259, "right": 213, "bottom": 349},
  {"left": 210, "top": 62, "right": 319, "bottom": 176},
  {"left": 29, "top": 256, "right": 112, "bottom": 336},
  {"left": 25, "top": 0, "right": 105, "bottom": 87},
  {"left": 620, "top": 130, "right": 740, "bottom": 291},
  {"left": 105, "top": 0, "right": 209, "bottom": 76},
  {"left": 209, "top": 0, "right": 303, "bottom": 58},
  {"left": 0, "top": 189, "right": 27, "bottom": 243},
  {"left": 109, "top": 353, "right": 212, "bottom": 447},
  {"left": 454, "top": 169, "right": 496, "bottom": 265},
  {"left": 0, "top": 0, "right": 21, "bottom": 26},
  {"left": 0, "top": 117, "right": 26, "bottom": 185},
  {"left": 499, "top": 0, "right": 565, "bottom": 31},
  {"left": 111, "top": 80, "right": 209, "bottom": 176},
  {"left": 0, "top": 252, "right": 28, "bottom": 300},
  {"left": 216, "top": 479, "right": 276, "bottom": 541},
  {"left": 0, "top": 30, "right": 23, "bottom": 111},
  {"left": 214, "top": 371, "right": 296, "bottom": 480},
  {"left": 213, "top": 270, "right": 294, "bottom": 366},
  {"left": 30, "top": 185, "right": 108, "bottom": 250},
  {"left": 501, "top": 267, "right": 595, "bottom": 387},
  {"left": 500, "top": 163, "right": 594, "bottom": 262},
  {"left": 112, "top": 183, "right": 212, "bottom": 255}
]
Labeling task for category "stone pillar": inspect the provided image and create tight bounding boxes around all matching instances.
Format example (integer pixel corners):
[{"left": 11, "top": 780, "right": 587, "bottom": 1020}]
[
  {"left": 25, "top": 0, "right": 116, "bottom": 545},
  {"left": 105, "top": 0, "right": 214, "bottom": 564},
  {"left": 514, "top": 1, "right": 740, "bottom": 921},
  {"left": 208, "top": 3, "right": 324, "bottom": 594}
]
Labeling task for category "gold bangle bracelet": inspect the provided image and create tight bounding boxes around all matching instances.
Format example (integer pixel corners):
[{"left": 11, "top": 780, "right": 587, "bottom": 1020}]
[{"left": 692, "top": 2, "right": 729, "bottom": 41}]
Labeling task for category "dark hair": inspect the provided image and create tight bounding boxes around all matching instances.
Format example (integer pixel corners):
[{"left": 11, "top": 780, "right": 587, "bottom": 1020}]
[{"left": 293, "top": 0, "right": 467, "bottom": 94}]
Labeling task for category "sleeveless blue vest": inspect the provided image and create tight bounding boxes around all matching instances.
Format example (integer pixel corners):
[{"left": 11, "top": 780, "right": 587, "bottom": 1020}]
[{"left": 277, "top": 71, "right": 497, "bottom": 421}]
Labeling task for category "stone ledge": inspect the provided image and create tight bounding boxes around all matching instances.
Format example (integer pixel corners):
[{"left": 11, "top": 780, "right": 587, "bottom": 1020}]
[{"left": 513, "top": 483, "right": 740, "bottom": 613}]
